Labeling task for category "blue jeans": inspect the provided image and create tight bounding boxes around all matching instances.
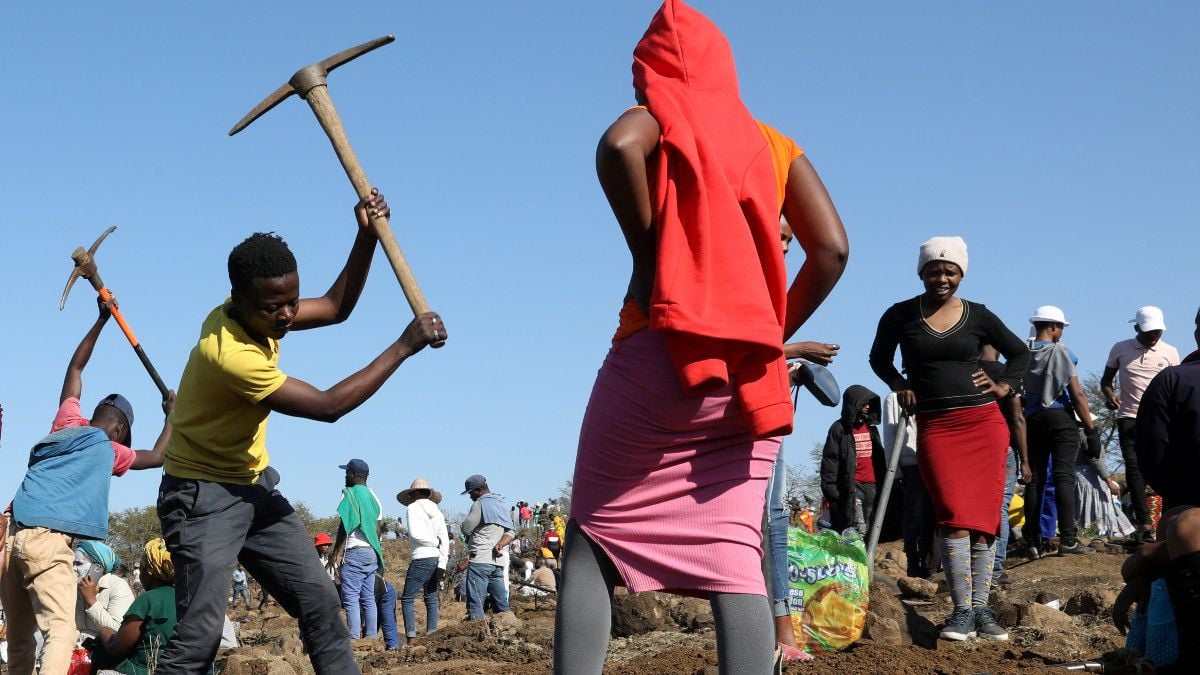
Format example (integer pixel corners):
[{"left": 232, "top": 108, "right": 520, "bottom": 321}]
[
  {"left": 233, "top": 585, "right": 250, "bottom": 609},
  {"left": 378, "top": 582, "right": 399, "bottom": 648},
  {"left": 762, "top": 449, "right": 789, "bottom": 618},
  {"left": 466, "top": 562, "right": 509, "bottom": 620},
  {"left": 994, "top": 450, "right": 1017, "bottom": 581},
  {"left": 401, "top": 557, "right": 440, "bottom": 637},
  {"left": 340, "top": 547, "right": 379, "bottom": 638}
]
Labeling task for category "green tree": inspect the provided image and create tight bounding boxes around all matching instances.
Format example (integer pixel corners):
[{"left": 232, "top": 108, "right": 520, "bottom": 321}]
[
  {"left": 292, "top": 501, "right": 340, "bottom": 539},
  {"left": 107, "top": 506, "right": 162, "bottom": 567}
]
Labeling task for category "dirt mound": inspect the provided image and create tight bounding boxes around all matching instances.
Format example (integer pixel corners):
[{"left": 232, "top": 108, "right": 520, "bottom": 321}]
[{"left": 203, "top": 538, "right": 1137, "bottom": 674}]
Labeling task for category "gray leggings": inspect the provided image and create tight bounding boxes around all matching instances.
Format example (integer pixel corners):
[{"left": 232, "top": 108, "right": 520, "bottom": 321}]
[{"left": 553, "top": 520, "right": 775, "bottom": 674}]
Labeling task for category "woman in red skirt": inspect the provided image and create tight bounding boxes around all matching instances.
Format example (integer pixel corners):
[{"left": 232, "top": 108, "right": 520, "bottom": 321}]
[{"left": 869, "top": 236, "right": 1028, "bottom": 642}]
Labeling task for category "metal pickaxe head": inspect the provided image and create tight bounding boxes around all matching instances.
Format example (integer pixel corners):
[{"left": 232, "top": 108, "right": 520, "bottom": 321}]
[
  {"left": 60, "top": 226, "right": 117, "bottom": 310},
  {"left": 228, "top": 35, "right": 395, "bottom": 136}
]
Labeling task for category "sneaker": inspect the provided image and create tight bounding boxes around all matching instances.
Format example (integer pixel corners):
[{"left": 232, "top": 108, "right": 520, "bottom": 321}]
[
  {"left": 973, "top": 606, "right": 1009, "bottom": 641},
  {"left": 1059, "top": 540, "right": 1095, "bottom": 556},
  {"left": 939, "top": 607, "right": 977, "bottom": 641}
]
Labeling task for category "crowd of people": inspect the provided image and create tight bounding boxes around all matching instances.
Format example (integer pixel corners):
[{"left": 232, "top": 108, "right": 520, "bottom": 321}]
[{"left": 0, "top": 1, "right": 1195, "bottom": 674}]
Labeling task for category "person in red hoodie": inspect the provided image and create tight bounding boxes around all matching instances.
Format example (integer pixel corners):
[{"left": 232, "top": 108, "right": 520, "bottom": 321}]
[{"left": 557, "top": 2, "right": 848, "bottom": 672}]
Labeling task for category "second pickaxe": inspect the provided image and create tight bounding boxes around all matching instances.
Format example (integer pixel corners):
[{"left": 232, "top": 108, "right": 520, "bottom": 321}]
[
  {"left": 229, "top": 35, "right": 443, "bottom": 347},
  {"left": 60, "top": 227, "right": 171, "bottom": 401}
]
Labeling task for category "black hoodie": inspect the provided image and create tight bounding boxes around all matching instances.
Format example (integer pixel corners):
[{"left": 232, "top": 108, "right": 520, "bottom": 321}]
[{"left": 820, "top": 384, "right": 885, "bottom": 532}]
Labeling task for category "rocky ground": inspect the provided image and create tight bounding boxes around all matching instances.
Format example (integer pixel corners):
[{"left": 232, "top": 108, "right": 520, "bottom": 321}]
[{"left": 203, "top": 538, "right": 1148, "bottom": 674}]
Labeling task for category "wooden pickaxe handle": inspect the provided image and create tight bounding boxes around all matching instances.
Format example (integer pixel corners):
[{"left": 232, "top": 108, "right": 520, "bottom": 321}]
[
  {"left": 304, "top": 85, "right": 445, "bottom": 348},
  {"left": 74, "top": 258, "right": 172, "bottom": 401}
]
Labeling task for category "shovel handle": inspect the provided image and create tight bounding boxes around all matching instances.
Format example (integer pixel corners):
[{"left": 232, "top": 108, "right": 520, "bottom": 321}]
[{"left": 304, "top": 85, "right": 445, "bottom": 348}]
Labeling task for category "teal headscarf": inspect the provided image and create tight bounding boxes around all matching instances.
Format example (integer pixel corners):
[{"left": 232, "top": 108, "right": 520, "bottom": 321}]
[{"left": 77, "top": 540, "right": 122, "bottom": 574}]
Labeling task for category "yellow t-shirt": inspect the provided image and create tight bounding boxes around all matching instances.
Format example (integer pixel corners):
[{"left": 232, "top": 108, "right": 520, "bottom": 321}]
[{"left": 164, "top": 302, "right": 288, "bottom": 483}]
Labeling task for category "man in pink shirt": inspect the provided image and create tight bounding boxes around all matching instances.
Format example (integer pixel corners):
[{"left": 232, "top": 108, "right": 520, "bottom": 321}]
[
  {"left": 1, "top": 299, "right": 172, "bottom": 675},
  {"left": 1101, "top": 306, "right": 1181, "bottom": 540}
]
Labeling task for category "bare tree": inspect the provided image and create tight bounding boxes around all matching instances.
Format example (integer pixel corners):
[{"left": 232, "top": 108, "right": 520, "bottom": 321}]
[{"left": 1081, "top": 371, "right": 1124, "bottom": 475}]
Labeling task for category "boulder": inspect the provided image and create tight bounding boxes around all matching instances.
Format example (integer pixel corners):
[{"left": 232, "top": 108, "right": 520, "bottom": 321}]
[
  {"left": 989, "top": 597, "right": 1020, "bottom": 629},
  {"left": 896, "top": 576, "right": 939, "bottom": 600},
  {"left": 490, "top": 611, "right": 524, "bottom": 639},
  {"left": 1034, "top": 590, "right": 1062, "bottom": 605},
  {"left": 611, "top": 592, "right": 668, "bottom": 637},
  {"left": 270, "top": 636, "right": 303, "bottom": 656},
  {"left": 876, "top": 557, "right": 906, "bottom": 579},
  {"left": 1065, "top": 587, "right": 1119, "bottom": 616},
  {"left": 864, "top": 612, "right": 904, "bottom": 645},
  {"left": 669, "top": 597, "right": 715, "bottom": 632},
  {"left": 1016, "top": 601, "right": 1074, "bottom": 630},
  {"left": 220, "top": 654, "right": 254, "bottom": 675},
  {"left": 265, "top": 659, "right": 298, "bottom": 675}
]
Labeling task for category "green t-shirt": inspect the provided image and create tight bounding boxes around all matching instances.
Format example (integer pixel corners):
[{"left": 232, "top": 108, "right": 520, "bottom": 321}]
[{"left": 114, "top": 586, "right": 177, "bottom": 675}]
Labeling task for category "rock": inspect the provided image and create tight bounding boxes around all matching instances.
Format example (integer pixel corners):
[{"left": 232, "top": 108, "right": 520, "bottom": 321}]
[
  {"left": 989, "top": 598, "right": 1019, "bottom": 628},
  {"left": 864, "top": 611, "right": 904, "bottom": 645},
  {"left": 220, "top": 654, "right": 253, "bottom": 675},
  {"left": 270, "top": 636, "right": 303, "bottom": 656},
  {"left": 670, "top": 597, "right": 715, "bottom": 632},
  {"left": 283, "top": 654, "right": 310, "bottom": 672},
  {"left": 1016, "top": 601, "right": 1074, "bottom": 630},
  {"left": 611, "top": 592, "right": 668, "bottom": 637},
  {"left": 881, "top": 548, "right": 909, "bottom": 573},
  {"left": 489, "top": 611, "right": 524, "bottom": 638},
  {"left": 1065, "top": 588, "right": 1119, "bottom": 616},
  {"left": 410, "top": 645, "right": 429, "bottom": 658},
  {"left": 1034, "top": 590, "right": 1061, "bottom": 605},
  {"left": 265, "top": 659, "right": 298, "bottom": 675},
  {"left": 876, "top": 557, "right": 905, "bottom": 579},
  {"left": 351, "top": 637, "right": 384, "bottom": 652},
  {"left": 896, "top": 576, "right": 939, "bottom": 600}
]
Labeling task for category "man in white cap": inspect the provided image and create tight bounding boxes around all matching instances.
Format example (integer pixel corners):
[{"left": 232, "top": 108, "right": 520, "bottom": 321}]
[
  {"left": 396, "top": 478, "right": 448, "bottom": 644},
  {"left": 1101, "top": 306, "right": 1181, "bottom": 540},
  {"left": 1022, "top": 306, "right": 1102, "bottom": 556}
]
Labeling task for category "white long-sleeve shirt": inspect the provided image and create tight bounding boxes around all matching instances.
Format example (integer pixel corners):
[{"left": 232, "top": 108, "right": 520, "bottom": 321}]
[
  {"left": 881, "top": 392, "right": 919, "bottom": 468},
  {"left": 405, "top": 498, "right": 449, "bottom": 569}
]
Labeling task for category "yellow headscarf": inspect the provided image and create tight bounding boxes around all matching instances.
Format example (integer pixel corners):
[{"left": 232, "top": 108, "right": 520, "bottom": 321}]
[{"left": 143, "top": 537, "right": 175, "bottom": 585}]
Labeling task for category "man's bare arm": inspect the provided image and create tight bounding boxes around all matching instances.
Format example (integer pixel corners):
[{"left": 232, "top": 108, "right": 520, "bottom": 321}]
[{"left": 61, "top": 301, "right": 112, "bottom": 404}]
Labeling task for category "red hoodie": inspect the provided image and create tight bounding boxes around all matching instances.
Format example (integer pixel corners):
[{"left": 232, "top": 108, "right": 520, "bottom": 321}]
[{"left": 633, "top": 0, "right": 792, "bottom": 438}]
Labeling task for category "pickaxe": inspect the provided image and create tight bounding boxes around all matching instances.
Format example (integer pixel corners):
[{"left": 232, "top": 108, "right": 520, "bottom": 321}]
[
  {"left": 60, "top": 227, "right": 171, "bottom": 401},
  {"left": 229, "top": 35, "right": 443, "bottom": 348}
]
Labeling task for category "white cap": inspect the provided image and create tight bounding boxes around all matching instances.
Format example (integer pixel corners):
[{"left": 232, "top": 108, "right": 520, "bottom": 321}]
[
  {"left": 1029, "top": 305, "right": 1069, "bottom": 326},
  {"left": 917, "top": 236, "right": 968, "bottom": 276},
  {"left": 1131, "top": 306, "right": 1166, "bottom": 332}
]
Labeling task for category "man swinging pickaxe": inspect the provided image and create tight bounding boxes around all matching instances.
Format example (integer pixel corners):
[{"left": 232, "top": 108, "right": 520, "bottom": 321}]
[
  {"left": 230, "top": 35, "right": 444, "bottom": 348},
  {"left": 60, "top": 226, "right": 171, "bottom": 401}
]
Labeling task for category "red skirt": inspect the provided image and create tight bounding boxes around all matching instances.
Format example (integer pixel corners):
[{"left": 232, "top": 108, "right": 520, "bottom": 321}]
[{"left": 916, "top": 403, "right": 1009, "bottom": 534}]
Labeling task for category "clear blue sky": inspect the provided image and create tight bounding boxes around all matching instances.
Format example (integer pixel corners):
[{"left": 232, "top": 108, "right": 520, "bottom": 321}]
[{"left": 2, "top": 2, "right": 1197, "bottom": 524}]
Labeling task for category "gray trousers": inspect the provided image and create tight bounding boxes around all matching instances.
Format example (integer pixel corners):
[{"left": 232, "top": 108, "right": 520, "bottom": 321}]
[{"left": 156, "top": 467, "right": 358, "bottom": 674}]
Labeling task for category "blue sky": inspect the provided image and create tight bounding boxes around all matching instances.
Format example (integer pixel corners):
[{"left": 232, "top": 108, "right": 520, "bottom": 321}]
[{"left": 2, "top": 2, "right": 1197, "bottom": 525}]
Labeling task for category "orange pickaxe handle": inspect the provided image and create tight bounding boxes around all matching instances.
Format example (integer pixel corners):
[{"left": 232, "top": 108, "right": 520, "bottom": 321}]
[{"left": 94, "top": 286, "right": 171, "bottom": 401}]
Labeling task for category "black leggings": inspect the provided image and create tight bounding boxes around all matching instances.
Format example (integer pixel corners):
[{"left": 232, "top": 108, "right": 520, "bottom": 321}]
[{"left": 553, "top": 520, "right": 775, "bottom": 674}]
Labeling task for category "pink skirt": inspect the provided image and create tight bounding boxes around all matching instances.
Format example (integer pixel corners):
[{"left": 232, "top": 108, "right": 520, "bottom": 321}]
[
  {"left": 916, "top": 403, "right": 1009, "bottom": 534},
  {"left": 571, "top": 329, "right": 781, "bottom": 597}
]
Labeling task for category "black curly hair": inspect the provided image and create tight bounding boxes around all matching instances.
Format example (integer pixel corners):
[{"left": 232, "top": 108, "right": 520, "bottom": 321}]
[{"left": 227, "top": 232, "right": 298, "bottom": 295}]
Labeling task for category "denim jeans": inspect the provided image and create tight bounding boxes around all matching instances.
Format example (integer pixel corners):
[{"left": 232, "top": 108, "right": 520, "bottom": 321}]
[
  {"left": 401, "top": 556, "right": 440, "bottom": 637},
  {"left": 466, "top": 562, "right": 509, "bottom": 620},
  {"left": 762, "top": 450, "right": 790, "bottom": 618},
  {"left": 993, "top": 450, "right": 1017, "bottom": 581},
  {"left": 340, "top": 547, "right": 379, "bottom": 638},
  {"left": 156, "top": 468, "right": 357, "bottom": 674},
  {"left": 233, "top": 585, "right": 250, "bottom": 609},
  {"left": 378, "top": 581, "right": 399, "bottom": 648}
]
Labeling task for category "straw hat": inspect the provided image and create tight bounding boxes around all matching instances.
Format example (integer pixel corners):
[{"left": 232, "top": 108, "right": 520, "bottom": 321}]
[{"left": 397, "top": 478, "right": 441, "bottom": 506}]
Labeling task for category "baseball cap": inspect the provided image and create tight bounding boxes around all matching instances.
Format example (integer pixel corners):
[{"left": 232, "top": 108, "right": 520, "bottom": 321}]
[
  {"left": 461, "top": 474, "right": 487, "bottom": 494},
  {"left": 1029, "top": 305, "right": 1069, "bottom": 327},
  {"left": 1132, "top": 306, "right": 1166, "bottom": 332},
  {"left": 338, "top": 458, "right": 369, "bottom": 475},
  {"left": 97, "top": 393, "right": 134, "bottom": 446}
]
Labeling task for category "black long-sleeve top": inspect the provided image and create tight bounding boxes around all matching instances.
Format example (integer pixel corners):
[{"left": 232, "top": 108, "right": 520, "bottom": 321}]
[{"left": 869, "top": 297, "right": 1029, "bottom": 414}]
